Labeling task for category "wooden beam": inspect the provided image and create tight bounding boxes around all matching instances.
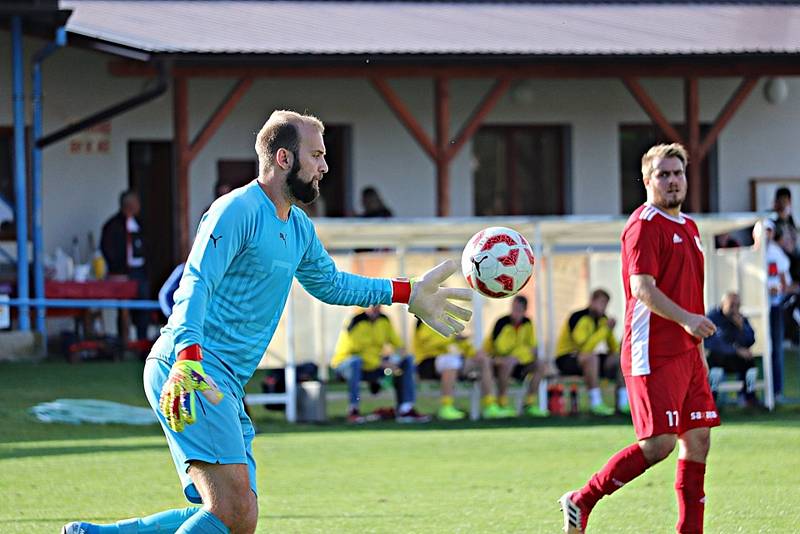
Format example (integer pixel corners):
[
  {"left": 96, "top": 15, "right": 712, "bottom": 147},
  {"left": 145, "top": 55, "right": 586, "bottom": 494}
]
[
  {"left": 173, "top": 75, "right": 191, "bottom": 259},
  {"left": 684, "top": 77, "right": 702, "bottom": 213},
  {"left": 435, "top": 77, "right": 450, "bottom": 217},
  {"left": 109, "top": 59, "right": 800, "bottom": 80},
  {"left": 370, "top": 77, "right": 437, "bottom": 160},
  {"left": 188, "top": 77, "right": 254, "bottom": 160},
  {"left": 698, "top": 76, "right": 759, "bottom": 160},
  {"left": 621, "top": 77, "right": 684, "bottom": 145},
  {"left": 447, "top": 77, "right": 511, "bottom": 161}
]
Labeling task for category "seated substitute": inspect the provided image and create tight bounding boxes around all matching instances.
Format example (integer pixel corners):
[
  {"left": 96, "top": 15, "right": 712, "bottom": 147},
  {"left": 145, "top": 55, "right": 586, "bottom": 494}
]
[
  {"left": 554, "top": 288, "right": 629, "bottom": 416},
  {"left": 413, "top": 318, "right": 493, "bottom": 420},
  {"left": 331, "top": 305, "right": 429, "bottom": 424},
  {"left": 477, "top": 295, "right": 548, "bottom": 418},
  {"left": 705, "top": 292, "right": 758, "bottom": 405}
]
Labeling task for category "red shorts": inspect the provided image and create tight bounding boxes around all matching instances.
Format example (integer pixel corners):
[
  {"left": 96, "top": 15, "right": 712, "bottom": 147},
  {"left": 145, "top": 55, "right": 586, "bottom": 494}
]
[{"left": 624, "top": 347, "right": 721, "bottom": 440}]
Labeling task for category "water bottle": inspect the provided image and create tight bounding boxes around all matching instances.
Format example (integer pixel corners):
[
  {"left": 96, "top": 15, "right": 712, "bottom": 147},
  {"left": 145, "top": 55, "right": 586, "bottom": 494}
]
[
  {"left": 569, "top": 384, "right": 579, "bottom": 416},
  {"left": 71, "top": 235, "right": 82, "bottom": 266}
]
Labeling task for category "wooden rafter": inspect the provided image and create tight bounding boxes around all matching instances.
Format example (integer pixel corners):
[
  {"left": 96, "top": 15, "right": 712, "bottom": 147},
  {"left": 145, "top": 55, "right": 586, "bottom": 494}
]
[
  {"left": 447, "top": 77, "right": 511, "bottom": 161},
  {"left": 370, "top": 77, "right": 437, "bottom": 160},
  {"left": 698, "top": 76, "right": 759, "bottom": 159},
  {"left": 189, "top": 77, "right": 254, "bottom": 160},
  {"left": 622, "top": 77, "right": 683, "bottom": 144}
]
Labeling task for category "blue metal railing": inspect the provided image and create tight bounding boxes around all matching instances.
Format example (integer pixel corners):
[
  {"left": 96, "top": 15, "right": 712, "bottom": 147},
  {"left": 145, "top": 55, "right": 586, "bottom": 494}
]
[{"left": 6, "top": 298, "right": 161, "bottom": 310}]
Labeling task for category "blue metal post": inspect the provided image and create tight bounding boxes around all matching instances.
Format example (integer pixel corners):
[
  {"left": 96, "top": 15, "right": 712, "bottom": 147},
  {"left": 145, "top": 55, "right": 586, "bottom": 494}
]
[
  {"left": 32, "top": 27, "right": 67, "bottom": 336},
  {"left": 11, "top": 16, "right": 29, "bottom": 331}
]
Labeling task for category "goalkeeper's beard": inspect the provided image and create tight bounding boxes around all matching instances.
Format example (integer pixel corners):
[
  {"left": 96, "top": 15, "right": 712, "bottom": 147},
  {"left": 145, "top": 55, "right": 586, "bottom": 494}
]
[{"left": 285, "top": 154, "right": 319, "bottom": 205}]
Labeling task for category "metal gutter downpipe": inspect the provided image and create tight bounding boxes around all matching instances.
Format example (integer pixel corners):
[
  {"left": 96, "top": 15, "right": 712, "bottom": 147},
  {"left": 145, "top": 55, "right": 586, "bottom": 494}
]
[
  {"left": 31, "top": 26, "right": 67, "bottom": 336},
  {"left": 36, "top": 62, "right": 167, "bottom": 149}
]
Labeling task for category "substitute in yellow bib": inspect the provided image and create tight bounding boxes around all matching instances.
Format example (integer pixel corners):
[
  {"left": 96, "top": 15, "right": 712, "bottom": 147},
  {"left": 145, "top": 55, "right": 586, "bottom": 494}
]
[
  {"left": 413, "top": 319, "right": 493, "bottom": 420},
  {"left": 555, "top": 288, "right": 628, "bottom": 416},
  {"left": 478, "top": 295, "right": 548, "bottom": 418},
  {"left": 332, "top": 306, "right": 429, "bottom": 424}
]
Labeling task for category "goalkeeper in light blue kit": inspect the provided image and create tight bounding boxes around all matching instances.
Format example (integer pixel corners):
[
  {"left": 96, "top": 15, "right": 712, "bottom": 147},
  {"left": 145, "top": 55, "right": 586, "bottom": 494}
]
[{"left": 63, "top": 110, "right": 472, "bottom": 534}]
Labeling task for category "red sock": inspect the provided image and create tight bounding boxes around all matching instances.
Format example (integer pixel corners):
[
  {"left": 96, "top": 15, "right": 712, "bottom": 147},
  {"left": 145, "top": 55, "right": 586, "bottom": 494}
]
[
  {"left": 575, "top": 443, "right": 649, "bottom": 512},
  {"left": 676, "top": 459, "right": 706, "bottom": 533}
]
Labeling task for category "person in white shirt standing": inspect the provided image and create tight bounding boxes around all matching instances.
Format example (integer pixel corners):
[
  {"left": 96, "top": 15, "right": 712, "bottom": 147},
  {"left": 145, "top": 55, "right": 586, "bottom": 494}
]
[{"left": 754, "top": 218, "right": 791, "bottom": 402}]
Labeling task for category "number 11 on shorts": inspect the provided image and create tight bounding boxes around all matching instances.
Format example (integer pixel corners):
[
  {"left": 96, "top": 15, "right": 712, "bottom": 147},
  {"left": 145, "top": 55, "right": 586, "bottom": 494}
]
[{"left": 666, "top": 410, "right": 679, "bottom": 427}]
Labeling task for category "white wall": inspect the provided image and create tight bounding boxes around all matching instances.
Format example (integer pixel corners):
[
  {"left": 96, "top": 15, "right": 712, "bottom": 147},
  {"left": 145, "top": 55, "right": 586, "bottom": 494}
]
[{"left": 1, "top": 31, "right": 799, "bottom": 260}]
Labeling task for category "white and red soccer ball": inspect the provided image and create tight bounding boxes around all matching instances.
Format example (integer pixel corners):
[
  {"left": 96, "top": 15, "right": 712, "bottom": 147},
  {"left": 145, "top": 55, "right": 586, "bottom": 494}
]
[{"left": 461, "top": 226, "right": 535, "bottom": 298}]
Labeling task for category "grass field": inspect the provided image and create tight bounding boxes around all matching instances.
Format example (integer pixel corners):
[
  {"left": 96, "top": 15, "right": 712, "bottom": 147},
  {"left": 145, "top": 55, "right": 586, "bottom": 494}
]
[{"left": 1, "top": 360, "right": 799, "bottom": 533}]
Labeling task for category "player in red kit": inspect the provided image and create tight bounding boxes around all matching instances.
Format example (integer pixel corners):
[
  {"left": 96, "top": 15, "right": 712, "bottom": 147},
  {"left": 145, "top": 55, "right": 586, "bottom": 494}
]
[{"left": 559, "top": 143, "right": 719, "bottom": 534}]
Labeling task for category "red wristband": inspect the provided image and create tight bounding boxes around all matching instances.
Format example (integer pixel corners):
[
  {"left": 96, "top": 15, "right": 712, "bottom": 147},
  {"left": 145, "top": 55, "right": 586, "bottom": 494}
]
[
  {"left": 391, "top": 278, "right": 412, "bottom": 304},
  {"left": 177, "top": 344, "right": 203, "bottom": 362}
]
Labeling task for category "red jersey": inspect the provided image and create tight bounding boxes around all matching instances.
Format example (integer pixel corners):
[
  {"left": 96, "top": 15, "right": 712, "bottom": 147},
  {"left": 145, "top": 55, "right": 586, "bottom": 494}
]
[{"left": 621, "top": 203, "right": 705, "bottom": 376}]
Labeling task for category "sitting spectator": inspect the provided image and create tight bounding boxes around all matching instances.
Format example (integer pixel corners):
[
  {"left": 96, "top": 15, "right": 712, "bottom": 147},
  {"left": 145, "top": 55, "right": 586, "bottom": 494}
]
[
  {"left": 331, "top": 305, "right": 429, "bottom": 424},
  {"left": 554, "top": 288, "right": 628, "bottom": 416},
  {"left": 360, "top": 186, "right": 393, "bottom": 218},
  {"left": 413, "top": 318, "right": 492, "bottom": 420},
  {"left": 706, "top": 292, "right": 758, "bottom": 406},
  {"left": 477, "top": 295, "right": 548, "bottom": 418}
]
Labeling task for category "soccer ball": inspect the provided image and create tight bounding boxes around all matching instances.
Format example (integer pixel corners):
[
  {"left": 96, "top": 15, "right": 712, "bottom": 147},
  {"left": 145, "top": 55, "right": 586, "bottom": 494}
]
[{"left": 461, "top": 226, "right": 535, "bottom": 298}]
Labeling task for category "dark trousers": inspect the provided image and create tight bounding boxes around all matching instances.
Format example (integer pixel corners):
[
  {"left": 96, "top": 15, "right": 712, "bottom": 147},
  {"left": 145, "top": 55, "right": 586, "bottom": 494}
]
[
  {"left": 122, "top": 267, "right": 150, "bottom": 341},
  {"left": 769, "top": 304, "right": 784, "bottom": 398},
  {"left": 707, "top": 351, "right": 757, "bottom": 400}
]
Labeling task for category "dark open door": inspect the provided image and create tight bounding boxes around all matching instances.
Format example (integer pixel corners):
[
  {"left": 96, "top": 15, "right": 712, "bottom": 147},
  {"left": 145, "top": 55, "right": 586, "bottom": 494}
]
[{"left": 128, "top": 140, "right": 175, "bottom": 298}]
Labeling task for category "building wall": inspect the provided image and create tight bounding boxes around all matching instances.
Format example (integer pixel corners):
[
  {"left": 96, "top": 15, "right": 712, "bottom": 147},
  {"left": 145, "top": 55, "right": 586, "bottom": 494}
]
[{"left": 0, "top": 33, "right": 798, "bottom": 259}]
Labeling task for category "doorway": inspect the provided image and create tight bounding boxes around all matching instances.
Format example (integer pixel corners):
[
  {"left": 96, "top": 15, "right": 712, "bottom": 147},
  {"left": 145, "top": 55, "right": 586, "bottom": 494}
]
[{"left": 128, "top": 141, "right": 175, "bottom": 297}]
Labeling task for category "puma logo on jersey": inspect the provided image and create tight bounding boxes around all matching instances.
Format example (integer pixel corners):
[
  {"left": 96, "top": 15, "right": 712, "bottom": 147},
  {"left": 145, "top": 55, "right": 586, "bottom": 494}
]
[
  {"left": 672, "top": 233, "right": 683, "bottom": 244},
  {"left": 279, "top": 232, "right": 287, "bottom": 246},
  {"left": 209, "top": 234, "right": 222, "bottom": 248}
]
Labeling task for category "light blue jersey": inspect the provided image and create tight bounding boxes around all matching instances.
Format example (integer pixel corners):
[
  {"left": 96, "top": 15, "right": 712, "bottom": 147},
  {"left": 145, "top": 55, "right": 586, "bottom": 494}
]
[{"left": 157, "top": 180, "right": 392, "bottom": 394}]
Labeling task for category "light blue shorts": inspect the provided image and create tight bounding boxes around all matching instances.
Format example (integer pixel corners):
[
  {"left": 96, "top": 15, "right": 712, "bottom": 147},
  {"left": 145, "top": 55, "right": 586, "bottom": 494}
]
[{"left": 143, "top": 356, "right": 257, "bottom": 504}]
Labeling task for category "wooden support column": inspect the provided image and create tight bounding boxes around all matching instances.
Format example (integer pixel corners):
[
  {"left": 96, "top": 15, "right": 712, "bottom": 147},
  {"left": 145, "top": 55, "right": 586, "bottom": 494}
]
[
  {"left": 435, "top": 77, "right": 450, "bottom": 217},
  {"left": 371, "top": 76, "right": 510, "bottom": 216},
  {"left": 684, "top": 77, "right": 701, "bottom": 212},
  {"left": 623, "top": 75, "right": 759, "bottom": 214},
  {"left": 173, "top": 76, "right": 254, "bottom": 258},
  {"left": 173, "top": 75, "right": 191, "bottom": 259}
]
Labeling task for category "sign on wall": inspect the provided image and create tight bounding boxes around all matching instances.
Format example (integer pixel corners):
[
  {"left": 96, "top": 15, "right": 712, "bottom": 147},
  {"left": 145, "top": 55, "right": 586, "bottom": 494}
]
[{"left": 68, "top": 121, "right": 111, "bottom": 155}]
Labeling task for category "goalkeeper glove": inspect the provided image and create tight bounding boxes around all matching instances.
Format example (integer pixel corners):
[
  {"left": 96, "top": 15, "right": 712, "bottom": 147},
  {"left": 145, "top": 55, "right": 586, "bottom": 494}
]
[
  {"left": 159, "top": 345, "right": 223, "bottom": 432},
  {"left": 393, "top": 259, "right": 473, "bottom": 337}
]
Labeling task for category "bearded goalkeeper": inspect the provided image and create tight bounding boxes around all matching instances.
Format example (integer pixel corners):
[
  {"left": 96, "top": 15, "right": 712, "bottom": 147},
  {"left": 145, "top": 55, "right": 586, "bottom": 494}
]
[{"left": 62, "top": 110, "right": 472, "bottom": 534}]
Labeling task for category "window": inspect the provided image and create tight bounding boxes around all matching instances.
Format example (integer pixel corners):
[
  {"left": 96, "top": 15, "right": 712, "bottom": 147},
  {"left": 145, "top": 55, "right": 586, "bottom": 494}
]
[
  {"left": 473, "top": 125, "right": 568, "bottom": 216},
  {"left": 619, "top": 124, "right": 718, "bottom": 214}
]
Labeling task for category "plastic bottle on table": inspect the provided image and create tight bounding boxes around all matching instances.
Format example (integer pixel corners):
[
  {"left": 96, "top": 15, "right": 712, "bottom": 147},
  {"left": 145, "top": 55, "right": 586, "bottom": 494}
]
[{"left": 569, "top": 384, "right": 579, "bottom": 416}]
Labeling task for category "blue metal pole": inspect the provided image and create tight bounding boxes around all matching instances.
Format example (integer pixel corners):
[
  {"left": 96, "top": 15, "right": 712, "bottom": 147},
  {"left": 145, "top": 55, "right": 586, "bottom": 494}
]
[
  {"left": 32, "top": 27, "right": 67, "bottom": 336},
  {"left": 11, "top": 16, "right": 29, "bottom": 331}
]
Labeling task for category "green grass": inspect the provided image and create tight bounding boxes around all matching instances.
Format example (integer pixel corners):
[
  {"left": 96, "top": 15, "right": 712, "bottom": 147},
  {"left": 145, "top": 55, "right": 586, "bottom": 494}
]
[{"left": 1, "top": 360, "right": 799, "bottom": 533}]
